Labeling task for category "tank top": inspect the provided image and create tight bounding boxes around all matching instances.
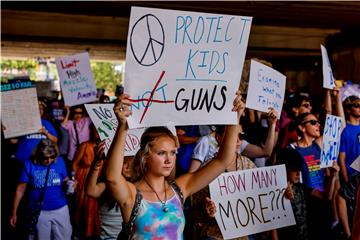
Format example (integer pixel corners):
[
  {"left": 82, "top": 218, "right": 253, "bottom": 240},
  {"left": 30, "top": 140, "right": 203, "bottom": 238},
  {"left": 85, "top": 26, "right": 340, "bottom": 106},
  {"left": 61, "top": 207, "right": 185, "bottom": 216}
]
[
  {"left": 293, "top": 141, "right": 325, "bottom": 190},
  {"left": 131, "top": 187, "right": 185, "bottom": 240}
]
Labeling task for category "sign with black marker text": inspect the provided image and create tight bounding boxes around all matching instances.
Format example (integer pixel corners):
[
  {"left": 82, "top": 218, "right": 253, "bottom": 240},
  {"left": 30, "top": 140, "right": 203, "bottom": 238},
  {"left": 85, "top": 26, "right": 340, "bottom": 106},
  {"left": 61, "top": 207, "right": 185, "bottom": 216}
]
[
  {"left": 209, "top": 165, "right": 295, "bottom": 239},
  {"left": 125, "top": 7, "right": 252, "bottom": 128},
  {"left": 246, "top": 60, "right": 286, "bottom": 118}
]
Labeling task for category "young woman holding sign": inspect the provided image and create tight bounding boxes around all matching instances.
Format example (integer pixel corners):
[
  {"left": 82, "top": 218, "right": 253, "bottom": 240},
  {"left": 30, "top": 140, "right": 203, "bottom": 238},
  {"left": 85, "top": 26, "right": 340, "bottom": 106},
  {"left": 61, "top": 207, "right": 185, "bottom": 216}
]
[{"left": 105, "top": 91, "right": 244, "bottom": 239}]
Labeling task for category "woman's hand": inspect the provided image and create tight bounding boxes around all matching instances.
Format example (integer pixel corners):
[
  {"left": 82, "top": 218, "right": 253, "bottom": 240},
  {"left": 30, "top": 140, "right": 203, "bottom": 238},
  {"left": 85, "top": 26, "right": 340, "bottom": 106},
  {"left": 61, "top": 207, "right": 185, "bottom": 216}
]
[
  {"left": 204, "top": 197, "right": 217, "bottom": 218},
  {"left": 232, "top": 90, "right": 245, "bottom": 119},
  {"left": 39, "top": 126, "right": 48, "bottom": 136},
  {"left": 329, "top": 161, "right": 340, "bottom": 177},
  {"left": 95, "top": 140, "right": 106, "bottom": 161},
  {"left": 284, "top": 182, "right": 294, "bottom": 200},
  {"left": 9, "top": 214, "right": 17, "bottom": 228},
  {"left": 113, "top": 93, "right": 131, "bottom": 126},
  {"left": 267, "top": 108, "right": 278, "bottom": 125}
]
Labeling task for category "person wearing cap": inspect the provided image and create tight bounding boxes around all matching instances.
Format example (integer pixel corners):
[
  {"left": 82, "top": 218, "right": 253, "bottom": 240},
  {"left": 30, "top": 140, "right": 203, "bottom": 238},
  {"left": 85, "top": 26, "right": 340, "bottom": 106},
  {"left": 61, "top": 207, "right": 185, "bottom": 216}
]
[
  {"left": 276, "top": 148, "right": 339, "bottom": 240},
  {"left": 339, "top": 95, "right": 360, "bottom": 183}
]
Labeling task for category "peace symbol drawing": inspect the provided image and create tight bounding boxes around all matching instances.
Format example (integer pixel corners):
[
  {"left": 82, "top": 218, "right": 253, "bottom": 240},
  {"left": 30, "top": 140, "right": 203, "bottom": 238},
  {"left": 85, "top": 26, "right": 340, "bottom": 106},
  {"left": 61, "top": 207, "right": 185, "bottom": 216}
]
[{"left": 130, "top": 14, "right": 165, "bottom": 67}]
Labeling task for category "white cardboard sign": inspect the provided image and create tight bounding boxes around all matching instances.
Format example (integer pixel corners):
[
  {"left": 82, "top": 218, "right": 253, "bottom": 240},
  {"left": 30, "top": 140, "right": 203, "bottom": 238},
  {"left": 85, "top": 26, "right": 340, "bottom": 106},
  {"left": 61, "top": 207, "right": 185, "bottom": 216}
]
[
  {"left": 56, "top": 52, "right": 97, "bottom": 106},
  {"left": 1, "top": 84, "right": 42, "bottom": 138},
  {"left": 245, "top": 60, "right": 286, "bottom": 118},
  {"left": 85, "top": 104, "right": 176, "bottom": 156},
  {"left": 209, "top": 165, "right": 296, "bottom": 239},
  {"left": 124, "top": 7, "right": 252, "bottom": 128},
  {"left": 350, "top": 155, "right": 360, "bottom": 172},
  {"left": 320, "top": 114, "right": 343, "bottom": 168},
  {"left": 321, "top": 45, "right": 335, "bottom": 90}
]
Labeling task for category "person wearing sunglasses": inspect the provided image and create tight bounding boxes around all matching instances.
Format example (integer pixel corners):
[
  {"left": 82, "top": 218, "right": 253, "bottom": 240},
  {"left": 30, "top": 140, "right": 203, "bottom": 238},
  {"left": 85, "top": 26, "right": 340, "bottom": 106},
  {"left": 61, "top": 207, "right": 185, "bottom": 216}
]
[
  {"left": 277, "top": 93, "right": 313, "bottom": 149},
  {"left": 289, "top": 89, "right": 345, "bottom": 240},
  {"left": 9, "top": 139, "right": 72, "bottom": 240},
  {"left": 61, "top": 105, "right": 91, "bottom": 171},
  {"left": 339, "top": 95, "right": 360, "bottom": 183}
]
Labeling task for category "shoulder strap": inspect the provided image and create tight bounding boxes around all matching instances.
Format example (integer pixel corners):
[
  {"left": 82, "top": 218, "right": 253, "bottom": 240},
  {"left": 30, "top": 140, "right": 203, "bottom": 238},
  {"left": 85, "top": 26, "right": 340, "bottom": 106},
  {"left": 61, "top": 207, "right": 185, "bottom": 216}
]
[
  {"left": 118, "top": 189, "right": 142, "bottom": 240},
  {"left": 38, "top": 165, "right": 51, "bottom": 206},
  {"left": 73, "top": 121, "right": 80, "bottom": 147},
  {"left": 169, "top": 180, "right": 185, "bottom": 206}
]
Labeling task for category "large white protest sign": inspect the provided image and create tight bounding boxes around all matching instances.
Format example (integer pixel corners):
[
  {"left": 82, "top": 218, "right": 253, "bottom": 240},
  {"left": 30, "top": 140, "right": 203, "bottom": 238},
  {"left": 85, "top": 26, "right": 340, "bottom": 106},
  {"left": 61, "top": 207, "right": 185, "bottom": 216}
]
[
  {"left": 321, "top": 45, "right": 335, "bottom": 90},
  {"left": 85, "top": 104, "right": 176, "bottom": 156},
  {"left": 56, "top": 52, "right": 97, "bottom": 106},
  {"left": 245, "top": 60, "right": 286, "bottom": 118},
  {"left": 350, "top": 155, "right": 360, "bottom": 172},
  {"left": 1, "top": 82, "right": 42, "bottom": 138},
  {"left": 209, "top": 165, "right": 295, "bottom": 239},
  {"left": 124, "top": 7, "right": 252, "bottom": 128},
  {"left": 320, "top": 114, "right": 343, "bottom": 168}
]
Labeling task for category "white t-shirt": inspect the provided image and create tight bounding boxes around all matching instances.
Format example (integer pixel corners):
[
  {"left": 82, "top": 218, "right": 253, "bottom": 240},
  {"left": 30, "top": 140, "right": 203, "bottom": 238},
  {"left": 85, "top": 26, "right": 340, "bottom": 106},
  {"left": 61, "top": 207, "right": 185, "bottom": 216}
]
[{"left": 192, "top": 135, "right": 219, "bottom": 165}]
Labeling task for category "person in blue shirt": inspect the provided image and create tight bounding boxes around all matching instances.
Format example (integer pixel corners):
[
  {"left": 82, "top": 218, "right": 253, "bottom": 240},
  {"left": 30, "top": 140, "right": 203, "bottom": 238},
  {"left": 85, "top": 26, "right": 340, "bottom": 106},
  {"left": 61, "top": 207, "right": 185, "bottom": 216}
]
[
  {"left": 14, "top": 101, "right": 58, "bottom": 162},
  {"left": 9, "top": 139, "right": 72, "bottom": 240},
  {"left": 339, "top": 95, "right": 360, "bottom": 183}
]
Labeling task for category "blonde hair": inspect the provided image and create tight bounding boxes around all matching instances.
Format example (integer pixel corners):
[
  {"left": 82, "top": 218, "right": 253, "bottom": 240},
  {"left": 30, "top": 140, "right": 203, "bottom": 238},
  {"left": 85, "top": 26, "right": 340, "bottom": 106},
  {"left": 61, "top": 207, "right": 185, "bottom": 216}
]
[{"left": 130, "top": 127, "right": 178, "bottom": 182}]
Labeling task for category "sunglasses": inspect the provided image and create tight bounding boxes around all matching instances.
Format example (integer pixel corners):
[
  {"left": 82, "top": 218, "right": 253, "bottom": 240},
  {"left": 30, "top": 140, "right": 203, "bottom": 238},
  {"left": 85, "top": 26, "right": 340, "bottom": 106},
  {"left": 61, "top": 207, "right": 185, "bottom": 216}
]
[
  {"left": 301, "top": 103, "right": 311, "bottom": 108},
  {"left": 351, "top": 103, "right": 360, "bottom": 108},
  {"left": 301, "top": 119, "right": 319, "bottom": 126},
  {"left": 41, "top": 155, "right": 57, "bottom": 161}
]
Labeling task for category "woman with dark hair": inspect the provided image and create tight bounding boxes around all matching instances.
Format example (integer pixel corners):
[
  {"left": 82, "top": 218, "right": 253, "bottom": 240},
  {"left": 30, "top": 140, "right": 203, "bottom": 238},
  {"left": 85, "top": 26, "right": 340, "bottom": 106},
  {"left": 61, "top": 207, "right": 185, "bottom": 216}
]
[
  {"left": 105, "top": 92, "right": 243, "bottom": 239},
  {"left": 61, "top": 105, "right": 91, "bottom": 167},
  {"left": 72, "top": 123, "right": 101, "bottom": 239},
  {"left": 9, "top": 139, "right": 72, "bottom": 239},
  {"left": 85, "top": 141, "right": 134, "bottom": 239}
]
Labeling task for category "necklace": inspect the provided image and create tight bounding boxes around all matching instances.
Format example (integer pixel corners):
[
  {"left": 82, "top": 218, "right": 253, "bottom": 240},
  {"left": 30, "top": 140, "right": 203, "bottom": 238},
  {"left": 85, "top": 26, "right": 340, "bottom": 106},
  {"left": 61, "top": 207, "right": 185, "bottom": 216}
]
[{"left": 144, "top": 178, "right": 169, "bottom": 212}]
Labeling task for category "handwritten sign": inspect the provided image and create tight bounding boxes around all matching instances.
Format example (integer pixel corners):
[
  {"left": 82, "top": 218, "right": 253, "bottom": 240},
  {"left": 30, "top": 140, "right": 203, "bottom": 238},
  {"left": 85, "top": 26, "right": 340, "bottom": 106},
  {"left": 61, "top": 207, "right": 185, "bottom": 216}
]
[
  {"left": 350, "top": 155, "right": 360, "bottom": 172},
  {"left": 55, "top": 52, "right": 97, "bottom": 106},
  {"left": 85, "top": 104, "right": 176, "bottom": 156},
  {"left": 341, "top": 82, "right": 360, "bottom": 101},
  {"left": 209, "top": 165, "right": 295, "bottom": 239},
  {"left": 124, "top": 7, "right": 252, "bottom": 128},
  {"left": 321, "top": 45, "right": 335, "bottom": 90},
  {"left": 320, "top": 114, "right": 343, "bottom": 168},
  {"left": 1, "top": 82, "right": 42, "bottom": 138},
  {"left": 245, "top": 60, "right": 286, "bottom": 118}
]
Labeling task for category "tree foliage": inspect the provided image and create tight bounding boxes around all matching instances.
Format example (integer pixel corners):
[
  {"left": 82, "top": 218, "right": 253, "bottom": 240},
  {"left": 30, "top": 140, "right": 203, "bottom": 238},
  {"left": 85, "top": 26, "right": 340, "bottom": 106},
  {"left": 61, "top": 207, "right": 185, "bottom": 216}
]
[{"left": 91, "top": 62, "right": 123, "bottom": 93}]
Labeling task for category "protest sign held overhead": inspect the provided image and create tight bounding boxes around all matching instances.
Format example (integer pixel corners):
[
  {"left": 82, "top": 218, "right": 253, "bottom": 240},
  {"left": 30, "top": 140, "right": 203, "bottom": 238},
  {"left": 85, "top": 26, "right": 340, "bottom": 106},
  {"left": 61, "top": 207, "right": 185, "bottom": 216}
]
[
  {"left": 246, "top": 60, "right": 286, "bottom": 118},
  {"left": 56, "top": 52, "right": 97, "bottom": 106},
  {"left": 1, "top": 81, "right": 42, "bottom": 138},
  {"left": 320, "top": 114, "right": 343, "bottom": 168},
  {"left": 321, "top": 45, "right": 336, "bottom": 90},
  {"left": 124, "top": 7, "right": 252, "bottom": 128},
  {"left": 209, "top": 165, "right": 295, "bottom": 239},
  {"left": 85, "top": 104, "right": 176, "bottom": 156}
]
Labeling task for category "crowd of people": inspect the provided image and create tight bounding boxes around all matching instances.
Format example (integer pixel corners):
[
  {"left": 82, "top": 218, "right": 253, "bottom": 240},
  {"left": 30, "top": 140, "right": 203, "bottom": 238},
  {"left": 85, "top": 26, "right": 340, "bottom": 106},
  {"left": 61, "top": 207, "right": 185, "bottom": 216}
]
[{"left": 2, "top": 78, "right": 360, "bottom": 240}]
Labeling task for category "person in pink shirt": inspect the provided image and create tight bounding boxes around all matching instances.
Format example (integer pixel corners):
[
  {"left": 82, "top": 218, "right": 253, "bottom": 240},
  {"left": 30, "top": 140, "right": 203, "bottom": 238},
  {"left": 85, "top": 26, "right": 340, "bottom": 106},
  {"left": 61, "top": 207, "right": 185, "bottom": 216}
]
[{"left": 61, "top": 105, "right": 91, "bottom": 170}]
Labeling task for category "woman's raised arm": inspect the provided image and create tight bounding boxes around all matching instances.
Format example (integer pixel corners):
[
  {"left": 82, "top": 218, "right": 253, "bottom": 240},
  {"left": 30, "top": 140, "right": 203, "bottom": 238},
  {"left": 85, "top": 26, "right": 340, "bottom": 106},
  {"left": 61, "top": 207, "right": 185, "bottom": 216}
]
[{"left": 104, "top": 94, "right": 136, "bottom": 222}]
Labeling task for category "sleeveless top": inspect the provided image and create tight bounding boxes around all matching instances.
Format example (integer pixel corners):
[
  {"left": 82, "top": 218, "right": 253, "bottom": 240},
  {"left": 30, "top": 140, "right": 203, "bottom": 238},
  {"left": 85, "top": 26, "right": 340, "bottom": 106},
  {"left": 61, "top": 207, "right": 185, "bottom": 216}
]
[
  {"left": 292, "top": 141, "right": 325, "bottom": 190},
  {"left": 131, "top": 188, "right": 185, "bottom": 240},
  {"left": 118, "top": 180, "right": 185, "bottom": 240}
]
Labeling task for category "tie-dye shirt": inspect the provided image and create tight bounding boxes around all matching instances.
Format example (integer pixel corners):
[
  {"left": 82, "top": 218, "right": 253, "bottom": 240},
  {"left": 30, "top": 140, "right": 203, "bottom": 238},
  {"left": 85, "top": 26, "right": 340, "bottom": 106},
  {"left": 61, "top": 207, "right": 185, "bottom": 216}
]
[{"left": 131, "top": 188, "right": 185, "bottom": 240}]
